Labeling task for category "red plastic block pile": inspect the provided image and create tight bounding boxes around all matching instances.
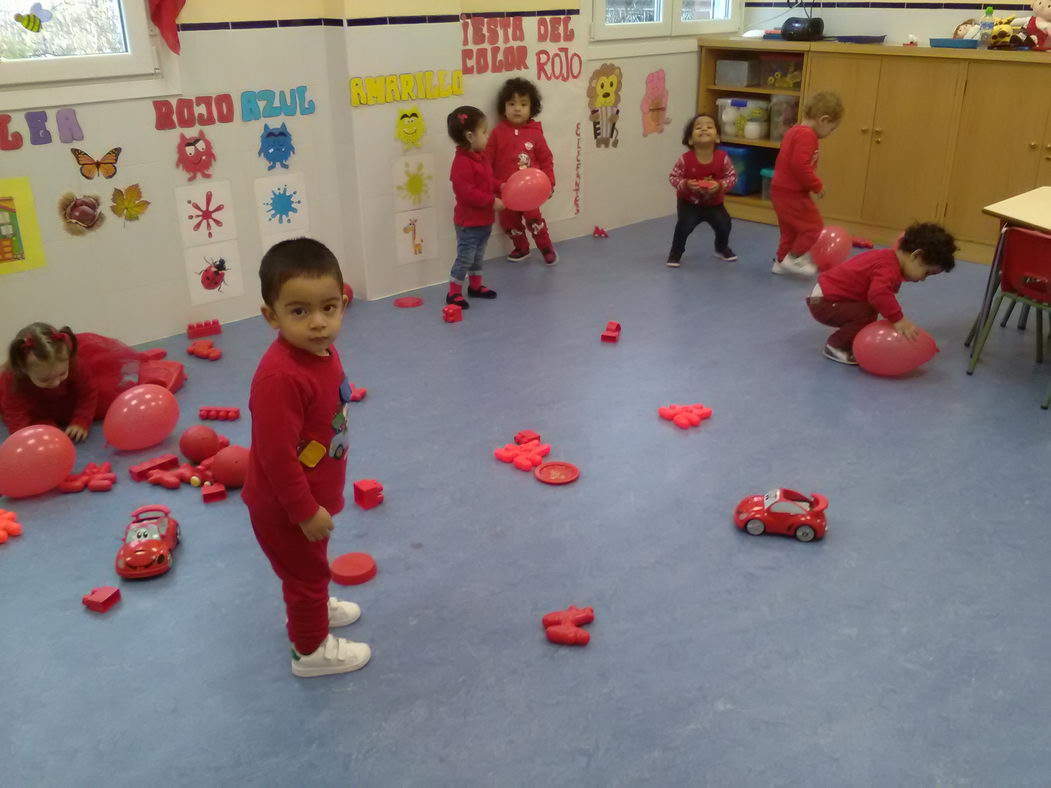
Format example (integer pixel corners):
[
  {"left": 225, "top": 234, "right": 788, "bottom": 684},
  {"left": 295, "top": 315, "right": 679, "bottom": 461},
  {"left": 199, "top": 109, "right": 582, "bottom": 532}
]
[
  {"left": 59, "top": 462, "right": 117, "bottom": 493},
  {"left": 542, "top": 605, "right": 594, "bottom": 646},
  {"left": 494, "top": 437, "right": 551, "bottom": 471},
  {"left": 0, "top": 509, "right": 23, "bottom": 545},
  {"left": 658, "top": 403, "right": 713, "bottom": 430}
]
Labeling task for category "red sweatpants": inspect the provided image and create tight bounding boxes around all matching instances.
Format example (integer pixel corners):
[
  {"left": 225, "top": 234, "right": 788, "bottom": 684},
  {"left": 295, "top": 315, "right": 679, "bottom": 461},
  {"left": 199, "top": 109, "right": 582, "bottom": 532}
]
[
  {"left": 807, "top": 297, "right": 877, "bottom": 351},
  {"left": 500, "top": 208, "right": 552, "bottom": 252},
  {"left": 249, "top": 505, "right": 330, "bottom": 655},
  {"left": 771, "top": 188, "right": 823, "bottom": 261}
]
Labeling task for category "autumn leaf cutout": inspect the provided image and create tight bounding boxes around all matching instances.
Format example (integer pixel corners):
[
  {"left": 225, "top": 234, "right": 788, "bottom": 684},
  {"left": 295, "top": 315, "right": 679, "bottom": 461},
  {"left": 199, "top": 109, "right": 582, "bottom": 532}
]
[{"left": 110, "top": 184, "right": 150, "bottom": 222}]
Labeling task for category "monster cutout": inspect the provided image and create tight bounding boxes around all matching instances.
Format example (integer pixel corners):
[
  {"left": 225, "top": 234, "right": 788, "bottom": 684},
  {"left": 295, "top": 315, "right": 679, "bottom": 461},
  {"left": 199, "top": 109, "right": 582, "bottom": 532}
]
[
  {"left": 640, "top": 69, "right": 671, "bottom": 137},
  {"left": 176, "top": 131, "right": 217, "bottom": 182},
  {"left": 587, "top": 64, "right": 623, "bottom": 149},
  {"left": 395, "top": 106, "right": 426, "bottom": 151},
  {"left": 258, "top": 123, "right": 295, "bottom": 171}
]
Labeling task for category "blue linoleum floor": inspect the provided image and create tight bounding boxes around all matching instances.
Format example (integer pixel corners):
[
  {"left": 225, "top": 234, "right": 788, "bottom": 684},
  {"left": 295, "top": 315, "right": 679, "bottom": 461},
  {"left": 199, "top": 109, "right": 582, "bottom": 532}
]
[{"left": 2, "top": 217, "right": 1051, "bottom": 787}]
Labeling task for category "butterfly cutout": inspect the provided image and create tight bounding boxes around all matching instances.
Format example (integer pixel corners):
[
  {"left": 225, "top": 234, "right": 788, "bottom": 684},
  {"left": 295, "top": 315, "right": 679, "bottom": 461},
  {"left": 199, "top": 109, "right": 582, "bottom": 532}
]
[
  {"left": 110, "top": 184, "right": 150, "bottom": 222},
  {"left": 71, "top": 147, "right": 122, "bottom": 179}
]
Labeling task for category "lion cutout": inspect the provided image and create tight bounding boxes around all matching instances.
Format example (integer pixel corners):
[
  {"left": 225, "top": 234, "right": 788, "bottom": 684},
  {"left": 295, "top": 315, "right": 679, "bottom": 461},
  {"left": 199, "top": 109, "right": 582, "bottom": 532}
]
[{"left": 587, "top": 63, "right": 623, "bottom": 148}]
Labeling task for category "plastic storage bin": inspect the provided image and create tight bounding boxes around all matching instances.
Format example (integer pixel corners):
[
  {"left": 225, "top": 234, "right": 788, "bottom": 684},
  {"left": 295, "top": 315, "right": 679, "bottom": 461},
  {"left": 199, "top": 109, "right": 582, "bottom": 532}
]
[
  {"left": 715, "top": 59, "right": 759, "bottom": 87},
  {"left": 769, "top": 94, "right": 800, "bottom": 141},
  {"left": 761, "top": 167, "right": 775, "bottom": 201},
  {"left": 721, "top": 145, "right": 773, "bottom": 196},
  {"left": 759, "top": 53, "right": 804, "bottom": 90},
  {"left": 715, "top": 97, "right": 771, "bottom": 140}
]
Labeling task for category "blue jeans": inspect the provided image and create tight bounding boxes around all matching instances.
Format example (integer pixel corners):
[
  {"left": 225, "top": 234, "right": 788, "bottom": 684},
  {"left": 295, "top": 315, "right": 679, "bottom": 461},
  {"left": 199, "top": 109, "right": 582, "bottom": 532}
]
[{"left": 451, "top": 224, "right": 491, "bottom": 283}]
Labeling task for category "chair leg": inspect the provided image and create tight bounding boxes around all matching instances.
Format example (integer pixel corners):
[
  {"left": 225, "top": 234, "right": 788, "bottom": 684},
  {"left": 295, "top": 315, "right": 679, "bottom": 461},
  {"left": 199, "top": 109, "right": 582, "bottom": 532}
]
[
  {"left": 968, "top": 293, "right": 1006, "bottom": 374},
  {"left": 1000, "top": 299, "right": 1017, "bottom": 328},
  {"left": 966, "top": 270, "right": 1002, "bottom": 349},
  {"left": 1018, "top": 303, "right": 1031, "bottom": 331},
  {"left": 1037, "top": 309, "right": 1045, "bottom": 363},
  {"left": 1043, "top": 379, "right": 1051, "bottom": 410}
]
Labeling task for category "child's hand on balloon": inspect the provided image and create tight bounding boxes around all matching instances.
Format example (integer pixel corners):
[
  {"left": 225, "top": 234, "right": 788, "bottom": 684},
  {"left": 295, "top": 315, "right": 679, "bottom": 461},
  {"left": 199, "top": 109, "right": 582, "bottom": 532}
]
[
  {"left": 813, "top": 190, "right": 825, "bottom": 200},
  {"left": 892, "top": 317, "right": 919, "bottom": 341},
  {"left": 65, "top": 424, "right": 88, "bottom": 443}
]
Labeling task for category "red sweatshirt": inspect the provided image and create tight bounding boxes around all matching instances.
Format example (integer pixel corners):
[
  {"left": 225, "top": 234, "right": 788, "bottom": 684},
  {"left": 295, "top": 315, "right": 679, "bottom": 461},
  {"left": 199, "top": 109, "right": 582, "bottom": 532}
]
[
  {"left": 817, "top": 248, "right": 905, "bottom": 323},
  {"left": 484, "top": 119, "right": 555, "bottom": 187},
  {"left": 668, "top": 149, "right": 737, "bottom": 206},
  {"left": 450, "top": 148, "right": 499, "bottom": 227},
  {"left": 242, "top": 336, "right": 351, "bottom": 525},
  {"left": 772, "top": 124, "right": 823, "bottom": 194},
  {"left": 0, "top": 360, "right": 97, "bottom": 434}
]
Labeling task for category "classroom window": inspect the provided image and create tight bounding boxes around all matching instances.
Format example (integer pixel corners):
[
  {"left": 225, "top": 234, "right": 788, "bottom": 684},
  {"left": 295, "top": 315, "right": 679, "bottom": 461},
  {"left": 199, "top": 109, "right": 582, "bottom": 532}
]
[{"left": 592, "top": 0, "right": 741, "bottom": 40}]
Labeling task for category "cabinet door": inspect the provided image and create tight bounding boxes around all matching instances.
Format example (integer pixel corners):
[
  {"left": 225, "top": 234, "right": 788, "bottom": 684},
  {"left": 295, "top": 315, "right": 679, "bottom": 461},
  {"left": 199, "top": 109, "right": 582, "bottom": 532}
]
[
  {"left": 944, "top": 63, "right": 1048, "bottom": 243},
  {"left": 861, "top": 58, "right": 965, "bottom": 229},
  {"left": 805, "top": 54, "right": 880, "bottom": 221}
]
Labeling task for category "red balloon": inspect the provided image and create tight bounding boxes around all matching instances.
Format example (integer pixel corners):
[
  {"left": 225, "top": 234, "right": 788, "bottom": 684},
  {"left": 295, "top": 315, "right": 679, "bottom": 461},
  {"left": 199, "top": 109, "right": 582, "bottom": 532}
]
[
  {"left": 811, "top": 226, "right": 852, "bottom": 271},
  {"left": 104, "top": 384, "right": 180, "bottom": 451},
  {"left": 502, "top": 168, "right": 552, "bottom": 212},
  {"left": 211, "top": 445, "right": 250, "bottom": 488},
  {"left": 0, "top": 425, "right": 76, "bottom": 498},
  {"left": 853, "top": 320, "right": 939, "bottom": 376},
  {"left": 179, "top": 425, "right": 220, "bottom": 463}
]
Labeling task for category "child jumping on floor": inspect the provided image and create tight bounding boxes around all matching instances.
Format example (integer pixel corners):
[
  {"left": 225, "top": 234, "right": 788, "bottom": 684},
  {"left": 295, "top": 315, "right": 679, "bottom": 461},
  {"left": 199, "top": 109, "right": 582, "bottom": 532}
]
[
  {"left": 666, "top": 113, "right": 738, "bottom": 267},
  {"left": 771, "top": 91, "right": 844, "bottom": 277},
  {"left": 242, "top": 238, "right": 370, "bottom": 678},
  {"left": 485, "top": 77, "right": 558, "bottom": 265},
  {"left": 807, "top": 222, "right": 956, "bottom": 365},
  {"left": 447, "top": 105, "right": 503, "bottom": 309}
]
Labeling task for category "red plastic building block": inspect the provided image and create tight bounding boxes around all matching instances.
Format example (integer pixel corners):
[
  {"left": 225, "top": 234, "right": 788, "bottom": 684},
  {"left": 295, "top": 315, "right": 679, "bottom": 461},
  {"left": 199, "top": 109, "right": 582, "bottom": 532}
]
[
  {"left": 494, "top": 439, "right": 551, "bottom": 471},
  {"left": 852, "top": 237, "right": 874, "bottom": 249},
  {"left": 82, "top": 586, "right": 121, "bottom": 613},
  {"left": 542, "top": 605, "right": 594, "bottom": 646},
  {"left": 514, "top": 430, "right": 541, "bottom": 445},
  {"left": 201, "top": 482, "right": 227, "bottom": 503},
  {"left": 330, "top": 552, "right": 377, "bottom": 585},
  {"left": 187, "top": 320, "right": 221, "bottom": 339},
  {"left": 658, "top": 403, "right": 713, "bottom": 430},
  {"left": 128, "top": 454, "right": 179, "bottom": 482},
  {"left": 142, "top": 348, "right": 168, "bottom": 361},
  {"left": 139, "top": 359, "right": 187, "bottom": 393},
  {"left": 59, "top": 462, "right": 117, "bottom": 493},
  {"left": 601, "top": 321, "right": 621, "bottom": 343},
  {"left": 350, "top": 385, "right": 367, "bottom": 402},
  {"left": 198, "top": 407, "right": 240, "bottom": 421},
  {"left": 593, "top": 226, "right": 609, "bottom": 238},
  {"left": 188, "top": 339, "right": 222, "bottom": 361},
  {"left": 442, "top": 304, "right": 463, "bottom": 323},
  {"left": 0, "top": 508, "right": 23, "bottom": 544},
  {"left": 353, "top": 479, "right": 384, "bottom": 510}
]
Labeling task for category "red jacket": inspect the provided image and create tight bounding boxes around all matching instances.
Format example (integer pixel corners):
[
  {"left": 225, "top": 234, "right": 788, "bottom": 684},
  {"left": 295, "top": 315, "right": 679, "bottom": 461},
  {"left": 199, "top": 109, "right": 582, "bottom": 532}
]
[
  {"left": 817, "top": 248, "right": 905, "bottom": 323},
  {"left": 242, "top": 336, "right": 351, "bottom": 525},
  {"left": 0, "top": 361, "right": 97, "bottom": 434},
  {"left": 450, "top": 148, "right": 498, "bottom": 227},
  {"left": 484, "top": 119, "right": 555, "bottom": 186},
  {"left": 772, "top": 124, "right": 823, "bottom": 194},
  {"left": 668, "top": 149, "right": 737, "bottom": 206}
]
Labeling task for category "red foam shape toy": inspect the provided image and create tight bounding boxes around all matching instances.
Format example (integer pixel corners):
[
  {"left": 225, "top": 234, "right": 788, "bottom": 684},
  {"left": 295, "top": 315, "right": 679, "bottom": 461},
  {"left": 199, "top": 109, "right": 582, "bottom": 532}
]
[
  {"left": 128, "top": 454, "right": 179, "bottom": 482},
  {"left": 658, "top": 403, "right": 713, "bottom": 430},
  {"left": 201, "top": 482, "right": 227, "bottom": 503},
  {"left": 442, "top": 304, "right": 463, "bottom": 323},
  {"left": 58, "top": 462, "right": 117, "bottom": 493},
  {"left": 210, "top": 445, "right": 249, "bottom": 488},
  {"left": 138, "top": 359, "right": 187, "bottom": 393},
  {"left": 198, "top": 407, "right": 240, "bottom": 421},
  {"left": 494, "top": 439, "right": 551, "bottom": 471},
  {"left": 542, "top": 605, "right": 594, "bottom": 646},
  {"left": 350, "top": 385, "right": 367, "bottom": 402},
  {"left": 852, "top": 237, "right": 874, "bottom": 249},
  {"left": 187, "top": 320, "right": 221, "bottom": 339},
  {"left": 82, "top": 586, "right": 121, "bottom": 613},
  {"left": 394, "top": 297, "right": 423, "bottom": 308},
  {"left": 0, "top": 508, "right": 23, "bottom": 544},
  {"left": 593, "top": 226, "right": 609, "bottom": 238},
  {"left": 601, "top": 321, "right": 621, "bottom": 343},
  {"left": 188, "top": 339, "right": 222, "bottom": 361},
  {"left": 514, "top": 430, "right": 541, "bottom": 445},
  {"left": 331, "top": 552, "right": 377, "bottom": 585},
  {"left": 353, "top": 479, "right": 384, "bottom": 509}
]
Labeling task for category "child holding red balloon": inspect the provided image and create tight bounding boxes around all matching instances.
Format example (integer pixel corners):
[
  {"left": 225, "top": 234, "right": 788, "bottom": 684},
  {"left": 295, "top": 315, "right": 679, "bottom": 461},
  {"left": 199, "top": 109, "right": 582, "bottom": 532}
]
[
  {"left": 1, "top": 322, "right": 151, "bottom": 442},
  {"left": 771, "top": 92, "right": 844, "bottom": 277},
  {"left": 485, "top": 77, "right": 558, "bottom": 265},
  {"left": 807, "top": 222, "right": 956, "bottom": 365}
]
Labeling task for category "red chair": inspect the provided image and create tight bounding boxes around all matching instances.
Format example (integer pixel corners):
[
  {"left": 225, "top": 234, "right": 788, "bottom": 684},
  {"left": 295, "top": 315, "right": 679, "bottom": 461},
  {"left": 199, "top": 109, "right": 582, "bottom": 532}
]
[{"left": 968, "top": 227, "right": 1051, "bottom": 408}]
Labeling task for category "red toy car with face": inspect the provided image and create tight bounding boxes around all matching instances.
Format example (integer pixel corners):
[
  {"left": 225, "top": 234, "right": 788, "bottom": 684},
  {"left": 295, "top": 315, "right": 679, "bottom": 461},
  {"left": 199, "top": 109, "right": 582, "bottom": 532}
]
[
  {"left": 734, "top": 488, "right": 828, "bottom": 542},
  {"left": 116, "top": 505, "right": 180, "bottom": 579}
]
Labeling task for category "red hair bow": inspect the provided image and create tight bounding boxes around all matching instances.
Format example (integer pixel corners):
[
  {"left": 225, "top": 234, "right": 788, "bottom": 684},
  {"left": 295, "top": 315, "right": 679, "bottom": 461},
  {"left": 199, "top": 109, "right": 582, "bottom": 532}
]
[{"left": 458, "top": 113, "right": 468, "bottom": 123}]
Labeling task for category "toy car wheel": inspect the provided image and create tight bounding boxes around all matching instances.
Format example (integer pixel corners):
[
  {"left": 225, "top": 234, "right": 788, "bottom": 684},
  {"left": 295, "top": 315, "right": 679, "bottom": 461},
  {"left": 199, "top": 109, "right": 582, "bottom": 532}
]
[
  {"left": 744, "top": 519, "right": 765, "bottom": 536},
  {"left": 795, "top": 525, "right": 816, "bottom": 542}
]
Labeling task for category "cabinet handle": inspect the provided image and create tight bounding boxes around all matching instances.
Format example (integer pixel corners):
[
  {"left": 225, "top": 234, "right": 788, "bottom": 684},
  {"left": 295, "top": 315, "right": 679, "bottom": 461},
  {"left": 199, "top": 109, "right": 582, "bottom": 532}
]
[
  {"left": 1029, "top": 141, "right": 1039, "bottom": 150},
  {"left": 861, "top": 126, "right": 870, "bottom": 133},
  {"left": 874, "top": 128, "right": 883, "bottom": 134}
]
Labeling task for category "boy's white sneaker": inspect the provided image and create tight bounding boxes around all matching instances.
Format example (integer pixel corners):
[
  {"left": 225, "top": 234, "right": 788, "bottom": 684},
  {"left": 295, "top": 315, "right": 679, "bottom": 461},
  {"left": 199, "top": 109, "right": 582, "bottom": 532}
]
[
  {"left": 772, "top": 253, "right": 817, "bottom": 276},
  {"left": 292, "top": 634, "right": 371, "bottom": 677},
  {"left": 328, "top": 597, "right": 361, "bottom": 628}
]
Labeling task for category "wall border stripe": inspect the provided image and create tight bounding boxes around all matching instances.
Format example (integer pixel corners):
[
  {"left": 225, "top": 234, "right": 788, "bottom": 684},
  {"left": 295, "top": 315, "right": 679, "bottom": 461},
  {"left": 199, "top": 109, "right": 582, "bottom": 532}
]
[
  {"left": 179, "top": 8, "right": 578, "bottom": 30},
  {"left": 743, "top": 0, "right": 1032, "bottom": 6}
]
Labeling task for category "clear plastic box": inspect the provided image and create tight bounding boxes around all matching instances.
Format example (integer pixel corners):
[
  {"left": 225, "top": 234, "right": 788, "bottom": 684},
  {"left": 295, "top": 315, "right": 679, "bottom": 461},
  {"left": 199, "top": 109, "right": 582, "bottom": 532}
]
[
  {"left": 759, "top": 53, "right": 804, "bottom": 90},
  {"left": 761, "top": 167, "right": 775, "bottom": 201},
  {"left": 715, "top": 97, "right": 771, "bottom": 140},
  {"left": 769, "top": 95, "right": 800, "bottom": 142},
  {"left": 715, "top": 59, "right": 759, "bottom": 87}
]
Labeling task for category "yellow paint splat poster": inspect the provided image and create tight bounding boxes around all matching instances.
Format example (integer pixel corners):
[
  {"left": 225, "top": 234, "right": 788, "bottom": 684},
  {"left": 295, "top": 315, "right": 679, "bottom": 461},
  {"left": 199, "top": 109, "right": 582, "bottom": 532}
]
[{"left": 0, "top": 177, "right": 47, "bottom": 276}]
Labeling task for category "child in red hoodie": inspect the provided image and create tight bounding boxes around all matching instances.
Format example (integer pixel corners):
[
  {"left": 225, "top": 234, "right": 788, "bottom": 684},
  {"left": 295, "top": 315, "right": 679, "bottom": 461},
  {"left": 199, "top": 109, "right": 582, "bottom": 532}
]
[
  {"left": 807, "top": 222, "right": 956, "bottom": 364},
  {"left": 447, "top": 105, "right": 504, "bottom": 309},
  {"left": 485, "top": 77, "right": 557, "bottom": 265}
]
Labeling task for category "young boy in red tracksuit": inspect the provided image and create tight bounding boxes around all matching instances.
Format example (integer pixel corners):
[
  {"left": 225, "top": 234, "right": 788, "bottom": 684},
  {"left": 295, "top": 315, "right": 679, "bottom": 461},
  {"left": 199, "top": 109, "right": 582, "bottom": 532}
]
[
  {"left": 771, "top": 92, "right": 843, "bottom": 277},
  {"left": 485, "top": 77, "right": 558, "bottom": 265},
  {"left": 242, "top": 238, "right": 370, "bottom": 678},
  {"left": 807, "top": 222, "right": 956, "bottom": 365}
]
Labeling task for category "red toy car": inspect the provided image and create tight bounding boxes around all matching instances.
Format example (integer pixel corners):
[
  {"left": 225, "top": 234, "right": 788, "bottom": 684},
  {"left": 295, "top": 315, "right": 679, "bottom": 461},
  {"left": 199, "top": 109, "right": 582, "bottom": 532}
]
[
  {"left": 733, "top": 488, "right": 828, "bottom": 542},
  {"left": 116, "top": 505, "right": 181, "bottom": 579}
]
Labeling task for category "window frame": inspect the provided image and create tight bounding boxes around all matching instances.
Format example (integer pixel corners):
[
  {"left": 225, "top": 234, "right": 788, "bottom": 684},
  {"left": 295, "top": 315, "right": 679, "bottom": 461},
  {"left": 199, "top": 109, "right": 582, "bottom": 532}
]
[{"left": 591, "top": 0, "right": 743, "bottom": 41}]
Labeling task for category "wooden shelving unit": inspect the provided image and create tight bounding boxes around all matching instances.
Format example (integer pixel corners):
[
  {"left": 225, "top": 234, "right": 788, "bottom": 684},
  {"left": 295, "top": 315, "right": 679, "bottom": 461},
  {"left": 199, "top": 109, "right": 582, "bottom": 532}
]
[
  {"left": 719, "top": 135, "right": 781, "bottom": 150},
  {"left": 705, "top": 84, "right": 801, "bottom": 97}
]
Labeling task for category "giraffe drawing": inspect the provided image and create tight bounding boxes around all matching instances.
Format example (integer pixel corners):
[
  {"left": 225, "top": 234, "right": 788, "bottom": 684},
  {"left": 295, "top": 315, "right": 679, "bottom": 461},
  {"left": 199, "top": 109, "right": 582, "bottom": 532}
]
[{"left": 403, "top": 218, "right": 423, "bottom": 255}]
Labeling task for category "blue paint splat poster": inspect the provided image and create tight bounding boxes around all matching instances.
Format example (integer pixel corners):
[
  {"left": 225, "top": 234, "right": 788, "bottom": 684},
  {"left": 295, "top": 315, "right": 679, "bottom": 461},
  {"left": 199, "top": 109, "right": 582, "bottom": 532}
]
[{"left": 253, "top": 171, "right": 309, "bottom": 238}]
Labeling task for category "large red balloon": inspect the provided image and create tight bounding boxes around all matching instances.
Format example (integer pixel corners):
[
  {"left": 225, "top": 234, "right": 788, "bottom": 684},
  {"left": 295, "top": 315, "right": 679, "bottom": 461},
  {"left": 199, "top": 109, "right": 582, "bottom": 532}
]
[
  {"left": 811, "top": 226, "right": 852, "bottom": 271},
  {"left": 0, "top": 425, "right": 76, "bottom": 498},
  {"left": 502, "top": 168, "right": 551, "bottom": 212},
  {"left": 104, "top": 384, "right": 180, "bottom": 451},
  {"left": 211, "top": 445, "right": 250, "bottom": 488},
  {"left": 853, "top": 320, "right": 939, "bottom": 376}
]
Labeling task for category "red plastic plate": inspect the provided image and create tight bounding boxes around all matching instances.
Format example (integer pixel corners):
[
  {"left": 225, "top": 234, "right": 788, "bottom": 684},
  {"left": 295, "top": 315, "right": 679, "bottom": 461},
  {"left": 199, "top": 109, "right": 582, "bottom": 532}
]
[
  {"left": 534, "top": 461, "right": 580, "bottom": 485},
  {"left": 330, "top": 552, "right": 377, "bottom": 585},
  {"left": 393, "top": 297, "right": 423, "bottom": 308}
]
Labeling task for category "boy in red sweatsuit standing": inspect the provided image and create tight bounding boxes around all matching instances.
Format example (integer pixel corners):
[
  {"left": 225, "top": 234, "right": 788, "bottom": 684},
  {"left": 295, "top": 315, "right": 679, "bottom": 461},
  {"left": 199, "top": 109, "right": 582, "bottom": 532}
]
[
  {"left": 242, "top": 238, "right": 371, "bottom": 678},
  {"left": 771, "top": 92, "right": 843, "bottom": 277},
  {"left": 485, "top": 77, "right": 558, "bottom": 265},
  {"left": 807, "top": 222, "right": 956, "bottom": 364}
]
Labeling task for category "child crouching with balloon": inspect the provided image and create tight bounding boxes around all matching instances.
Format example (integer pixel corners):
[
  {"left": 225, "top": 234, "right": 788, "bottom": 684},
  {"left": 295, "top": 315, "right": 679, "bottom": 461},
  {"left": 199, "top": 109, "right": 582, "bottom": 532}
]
[{"left": 806, "top": 222, "right": 956, "bottom": 366}]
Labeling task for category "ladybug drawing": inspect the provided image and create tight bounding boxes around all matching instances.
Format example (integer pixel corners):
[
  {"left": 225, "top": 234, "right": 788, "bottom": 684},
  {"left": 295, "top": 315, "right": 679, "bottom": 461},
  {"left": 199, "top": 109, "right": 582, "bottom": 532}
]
[{"left": 198, "top": 257, "right": 228, "bottom": 291}]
